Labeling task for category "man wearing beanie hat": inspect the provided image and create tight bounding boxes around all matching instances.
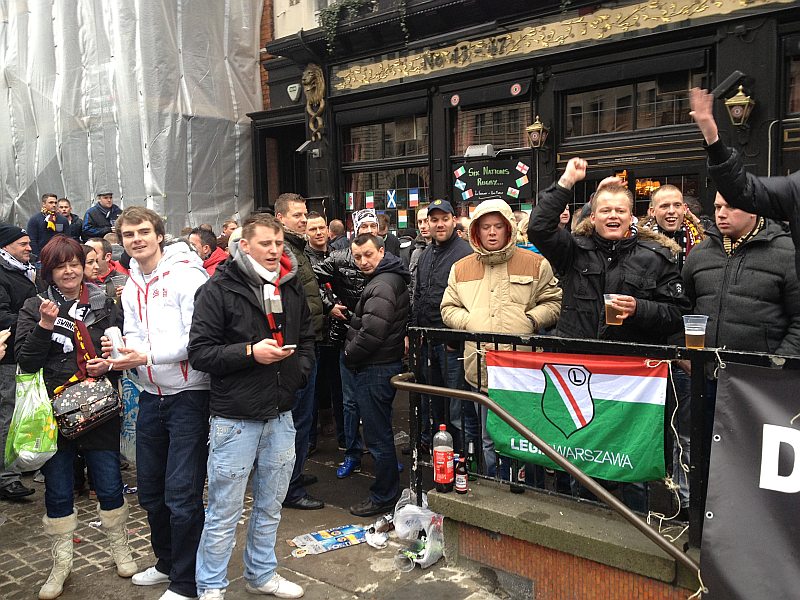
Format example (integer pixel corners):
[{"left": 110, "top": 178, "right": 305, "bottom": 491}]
[
  {"left": 352, "top": 208, "right": 379, "bottom": 237},
  {"left": 0, "top": 224, "right": 38, "bottom": 500}
]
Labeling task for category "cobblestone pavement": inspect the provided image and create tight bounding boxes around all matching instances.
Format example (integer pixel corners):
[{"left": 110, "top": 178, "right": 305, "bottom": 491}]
[{"left": 0, "top": 434, "right": 507, "bottom": 600}]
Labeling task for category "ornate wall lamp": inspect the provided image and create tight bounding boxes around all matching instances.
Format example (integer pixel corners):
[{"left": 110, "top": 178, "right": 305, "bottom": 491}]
[
  {"left": 724, "top": 85, "right": 755, "bottom": 128},
  {"left": 526, "top": 115, "right": 551, "bottom": 149}
]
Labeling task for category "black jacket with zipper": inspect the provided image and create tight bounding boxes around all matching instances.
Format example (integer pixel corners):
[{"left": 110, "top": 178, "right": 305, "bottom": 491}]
[
  {"left": 529, "top": 182, "right": 690, "bottom": 343},
  {"left": 0, "top": 254, "right": 38, "bottom": 365},
  {"left": 682, "top": 220, "right": 800, "bottom": 355},
  {"left": 344, "top": 253, "right": 410, "bottom": 369},
  {"left": 188, "top": 250, "right": 315, "bottom": 421},
  {"left": 412, "top": 231, "right": 472, "bottom": 328}
]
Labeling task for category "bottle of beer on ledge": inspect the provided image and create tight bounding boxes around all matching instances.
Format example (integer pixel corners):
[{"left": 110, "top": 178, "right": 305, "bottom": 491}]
[
  {"left": 433, "top": 424, "right": 454, "bottom": 493},
  {"left": 455, "top": 456, "right": 468, "bottom": 494}
]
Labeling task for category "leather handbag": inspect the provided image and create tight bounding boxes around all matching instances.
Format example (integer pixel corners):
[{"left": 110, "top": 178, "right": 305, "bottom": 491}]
[{"left": 52, "top": 376, "right": 121, "bottom": 440}]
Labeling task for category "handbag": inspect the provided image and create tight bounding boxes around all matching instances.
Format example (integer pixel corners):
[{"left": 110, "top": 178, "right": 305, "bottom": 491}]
[
  {"left": 50, "top": 289, "right": 121, "bottom": 439},
  {"left": 52, "top": 376, "right": 121, "bottom": 440}
]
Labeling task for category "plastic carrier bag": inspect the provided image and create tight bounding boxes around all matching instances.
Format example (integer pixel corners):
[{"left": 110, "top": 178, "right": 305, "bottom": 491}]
[
  {"left": 393, "top": 488, "right": 444, "bottom": 569},
  {"left": 5, "top": 369, "right": 57, "bottom": 471}
]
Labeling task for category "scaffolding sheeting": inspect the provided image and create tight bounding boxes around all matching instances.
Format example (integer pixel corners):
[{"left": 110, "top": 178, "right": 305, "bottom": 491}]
[{"left": 0, "top": 0, "right": 262, "bottom": 234}]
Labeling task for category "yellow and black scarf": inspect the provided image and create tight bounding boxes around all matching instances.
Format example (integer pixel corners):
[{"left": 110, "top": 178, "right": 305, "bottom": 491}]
[{"left": 723, "top": 217, "right": 764, "bottom": 256}]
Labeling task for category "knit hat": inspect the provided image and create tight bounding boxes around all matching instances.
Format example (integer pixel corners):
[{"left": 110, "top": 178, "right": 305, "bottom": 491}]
[
  {"left": 353, "top": 208, "right": 378, "bottom": 234},
  {"left": 0, "top": 225, "right": 28, "bottom": 248}
]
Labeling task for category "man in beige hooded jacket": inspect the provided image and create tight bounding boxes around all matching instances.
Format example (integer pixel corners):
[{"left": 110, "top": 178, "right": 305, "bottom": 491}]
[{"left": 441, "top": 198, "right": 562, "bottom": 477}]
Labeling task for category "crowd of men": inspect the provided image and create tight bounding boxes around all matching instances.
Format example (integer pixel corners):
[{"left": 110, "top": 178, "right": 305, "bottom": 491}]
[{"left": 1, "top": 86, "right": 800, "bottom": 599}]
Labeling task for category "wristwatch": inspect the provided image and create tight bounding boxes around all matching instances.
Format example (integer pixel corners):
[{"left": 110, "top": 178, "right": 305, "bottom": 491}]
[{"left": 146, "top": 353, "right": 154, "bottom": 367}]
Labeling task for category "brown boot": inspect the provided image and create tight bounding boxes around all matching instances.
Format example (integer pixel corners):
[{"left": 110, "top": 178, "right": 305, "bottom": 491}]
[
  {"left": 98, "top": 500, "right": 138, "bottom": 577},
  {"left": 39, "top": 512, "right": 77, "bottom": 600}
]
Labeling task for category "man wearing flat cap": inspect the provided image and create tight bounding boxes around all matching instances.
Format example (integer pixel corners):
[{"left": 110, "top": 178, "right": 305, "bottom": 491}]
[
  {"left": 82, "top": 191, "right": 121, "bottom": 241},
  {"left": 0, "top": 225, "right": 38, "bottom": 500}
]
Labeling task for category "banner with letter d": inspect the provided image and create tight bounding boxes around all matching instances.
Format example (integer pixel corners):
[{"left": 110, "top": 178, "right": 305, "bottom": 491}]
[
  {"left": 701, "top": 363, "right": 800, "bottom": 599},
  {"left": 485, "top": 351, "right": 667, "bottom": 483}
]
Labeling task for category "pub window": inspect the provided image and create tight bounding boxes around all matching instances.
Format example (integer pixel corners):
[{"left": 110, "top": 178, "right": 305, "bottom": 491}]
[
  {"left": 565, "top": 70, "right": 705, "bottom": 138},
  {"left": 452, "top": 101, "right": 533, "bottom": 155},
  {"left": 788, "top": 56, "right": 800, "bottom": 114},
  {"left": 342, "top": 115, "right": 428, "bottom": 162},
  {"left": 341, "top": 114, "right": 429, "bottom": 233}
]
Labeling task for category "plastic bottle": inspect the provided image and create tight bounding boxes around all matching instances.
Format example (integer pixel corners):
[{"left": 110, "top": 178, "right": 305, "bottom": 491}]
[
  {"left": 455, "top": 456, "right": 468, "bottom": 494},
  {"left": 432, "top": 424, "right": 454, "bottom": 493},
  {"left": 466, "top": 440, "right": 478, "bottom": 481}
]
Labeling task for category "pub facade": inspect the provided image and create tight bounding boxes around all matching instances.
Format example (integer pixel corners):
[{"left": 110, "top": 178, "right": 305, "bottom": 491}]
[{"left": 253, "top": 0, "right": 800, "bottom": 232}]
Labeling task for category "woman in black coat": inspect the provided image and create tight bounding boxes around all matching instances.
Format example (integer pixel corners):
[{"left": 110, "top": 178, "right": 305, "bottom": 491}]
[{"left": 15, "top": 236, "right": 136, "bottom": 599}]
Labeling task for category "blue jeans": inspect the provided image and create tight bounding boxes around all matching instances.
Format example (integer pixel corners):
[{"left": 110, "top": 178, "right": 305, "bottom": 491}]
[
  {"left": 339, "top": 351, "right": 363, "bottom": 460},
  {"left": 196, "top": 413, "right": 296, "bottom": 592},
  {"left": 419, "top": 344, "right": 478, "bottom": 452},
  {"left": 671, "top": 366, "right": 691, "bottom": 509},
  {"left": 350, "top": 361, "right": 402, "bottom": 504},
  {"left": 285, "top": 348, "right": 317, "bottom": 503},
  {"left": 137, "top": 389, "right": 209, "bottom": 597},
  {"left": 42, "top": 441, "right": 123, "bottom": 518}
]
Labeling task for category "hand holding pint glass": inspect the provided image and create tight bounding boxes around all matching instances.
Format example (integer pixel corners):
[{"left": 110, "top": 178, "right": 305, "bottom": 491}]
[
  {"left": 604, "top": 294, "right": 624, "bottom": 325},
  {"left": 683, "top": 315, "right": 708, "bottom": 349}
]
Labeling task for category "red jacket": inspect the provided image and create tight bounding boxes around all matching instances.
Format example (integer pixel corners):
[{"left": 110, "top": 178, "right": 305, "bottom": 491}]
[{"left": 203, "top": 246, "right": 228, "bottom": 276}]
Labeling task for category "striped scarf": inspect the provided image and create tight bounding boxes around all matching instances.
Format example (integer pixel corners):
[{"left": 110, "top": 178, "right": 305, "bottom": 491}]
[
  {"left": 723, "top": 217, "right": 764, "bottom": 256},
  {"left": 42, "top": 208, "right": 57, "bottom": 231}
]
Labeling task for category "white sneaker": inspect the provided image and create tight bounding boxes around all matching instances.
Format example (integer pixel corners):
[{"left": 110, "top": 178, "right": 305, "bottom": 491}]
[
  {"left": 245, "top": 573, "right": 304, "bottom": 598},
  {"left": 199, "top": 590, "right": 225, "bottom": 600},
  {"left": 159, "top": 590, "right": 197, "bottom": 600},
  {"left": 132, "top": 565, "right": 170, "bottom": 586}
]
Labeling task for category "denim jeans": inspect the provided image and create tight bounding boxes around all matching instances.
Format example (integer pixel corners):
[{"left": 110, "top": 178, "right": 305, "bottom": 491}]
[
  {"left": 0, "top": 363, "right": 21, "bottom": 487},
  {"left": 285, "top": 348, "right": 317, "bottom": 503},
  {"left": 419, "top": 344, "right": 478, "bottom": 453},
  {"left": 671, "top": 366, "right": 692, "bottom": 509},
  {"left": 350, "top": 361, "right": 402, "bottom": 505},
  {"left": 42, "top": 441, "right": 123, "bottom": 517},
  {"left": 339, "top": 351, "right": 363, "bottom": 460},
  {"left": 137, "top": 389, "right": 210, "bottom": 597},
  {"left": 196, "top": 413, "right": 296, "bottom": 592}
]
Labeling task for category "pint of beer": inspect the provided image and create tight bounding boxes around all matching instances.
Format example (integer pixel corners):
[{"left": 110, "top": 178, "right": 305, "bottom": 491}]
[
  {"left": 683, "top": 315, "right": 708, "bottom": 349},
  {"left": 603, "top": 294, "right": 623, "bottom": 326}
]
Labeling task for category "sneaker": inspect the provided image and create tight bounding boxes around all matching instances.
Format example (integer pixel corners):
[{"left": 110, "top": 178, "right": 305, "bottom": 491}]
[
  {"left": 199, "top": 590, "right": 226, "bottom": 600},
  {"left": 159, "top": 591, "right": 197, "bottom": 600},
  {"left": 33, "top": 470, "right": 45, "bottom": 483},
  {"left": 132, "top": 565, "right": 170, "bottom": 586},
  {"left": 245, "top": 573, "right": 304, "bottom": 598},
  {"left": 336, "top": 457, "right": 361, "bottom": 479}
]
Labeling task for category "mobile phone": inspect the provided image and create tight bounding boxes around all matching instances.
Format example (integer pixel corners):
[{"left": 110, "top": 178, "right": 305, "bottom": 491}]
[{"left": 281, "top": 344, "right": 297, "bottom": 351}]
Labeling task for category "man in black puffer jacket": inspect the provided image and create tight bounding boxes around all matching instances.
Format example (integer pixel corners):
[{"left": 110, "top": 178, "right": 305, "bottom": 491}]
[
  {"left": 188, "top": 214, "right": 313, "bottom": 599},
  {"left": 343, "top": 234, "right": 409, "bottom": 518},
  {"left": 529, "top": 158, "right": 690, "bottom": 345},
  {"left": 691, "top": 87, "right": 800, "bottom": 279}
]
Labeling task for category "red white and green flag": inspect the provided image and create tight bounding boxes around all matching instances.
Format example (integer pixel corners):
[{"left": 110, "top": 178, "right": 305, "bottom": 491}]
[{"left": 486, "top": 351, "right": 667, "bottom": 483}]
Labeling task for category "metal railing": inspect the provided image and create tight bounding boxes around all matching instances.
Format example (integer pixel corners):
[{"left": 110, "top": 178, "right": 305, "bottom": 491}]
[{"left": 396, "top": 327, "right": 800, "bottom": 553}]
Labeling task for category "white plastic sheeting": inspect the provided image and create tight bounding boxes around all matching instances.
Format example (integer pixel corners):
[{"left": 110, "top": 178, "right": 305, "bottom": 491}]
[{"left": 0, "top": 0, "right": 262, "bottom": 234}]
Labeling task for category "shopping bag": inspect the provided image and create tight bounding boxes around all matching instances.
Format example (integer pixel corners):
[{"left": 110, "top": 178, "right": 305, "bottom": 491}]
[
  {"left": 119, "top": 371, "right": 141, "bottom": 464},
  {"left": 4, "top": 369, "right": 58, "bottom": 471}
]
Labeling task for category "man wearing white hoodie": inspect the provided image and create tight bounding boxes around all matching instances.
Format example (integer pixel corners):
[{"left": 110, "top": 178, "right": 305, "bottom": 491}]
[{"left": 106, "top": 206, "right": 210, "bottom": 600}]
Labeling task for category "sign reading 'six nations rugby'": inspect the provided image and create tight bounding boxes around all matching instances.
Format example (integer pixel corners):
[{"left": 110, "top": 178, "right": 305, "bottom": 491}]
[{"left": 485, "top": 351, "right": 667, "bottom": 483}]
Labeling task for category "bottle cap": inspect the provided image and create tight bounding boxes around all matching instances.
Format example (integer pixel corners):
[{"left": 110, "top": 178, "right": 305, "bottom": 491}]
[{"left": 439, "top": 424, "right": 446, "bottom": 430}]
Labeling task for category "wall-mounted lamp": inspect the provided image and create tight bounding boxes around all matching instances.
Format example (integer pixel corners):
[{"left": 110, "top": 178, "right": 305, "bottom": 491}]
[
  {"left": 526, "top": 115, "right": 550, "bottom": 149},
  {"left": 724, "top": 85, "right": 755, "bottom": 128}
]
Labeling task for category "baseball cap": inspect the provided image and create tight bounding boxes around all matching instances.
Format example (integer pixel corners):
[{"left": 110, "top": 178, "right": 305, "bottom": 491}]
[{"left": 427, "top": 199, "right": 455, "bottom": 215}]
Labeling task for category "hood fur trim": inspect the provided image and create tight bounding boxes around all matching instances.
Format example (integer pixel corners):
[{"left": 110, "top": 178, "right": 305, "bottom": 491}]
[{"left": 573, "top": 217, "right": 681, "bottom": 254}]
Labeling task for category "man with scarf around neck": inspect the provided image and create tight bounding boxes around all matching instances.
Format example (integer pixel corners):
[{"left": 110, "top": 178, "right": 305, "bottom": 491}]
[
  {"left": 343, "top": 233, "right": 410, "bottom": 517},
  {"left": 103, "top": 207, "right": 210, "bottom": 600},
  {"left": 640, "top": 185, "right": 705, "bottom": 270},
  {"left": 274, "top": 193, "right": 325, "bottom": 511},
  {"left": 189, "top": 214, "right": 312, "bottom": 599},
  {"left": 639, "top": 184, "right": 705, "bottom": 518},
  {"left": 0, "top": 225, "right": 38, "bottom": 501},
  {"left": 682, "top": 193, "right": 800, "bottom": 450},
  {"left": 529, "top": 158, "right": 690, "bottom": 512},
  {"left": 27, "top": 193, "right": 69, "bottom": 257}
]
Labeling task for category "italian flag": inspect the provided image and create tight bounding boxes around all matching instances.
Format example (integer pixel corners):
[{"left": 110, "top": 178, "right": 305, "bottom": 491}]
[{"left": 486, "top": 351, "right": 667, "bottom": 483}]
